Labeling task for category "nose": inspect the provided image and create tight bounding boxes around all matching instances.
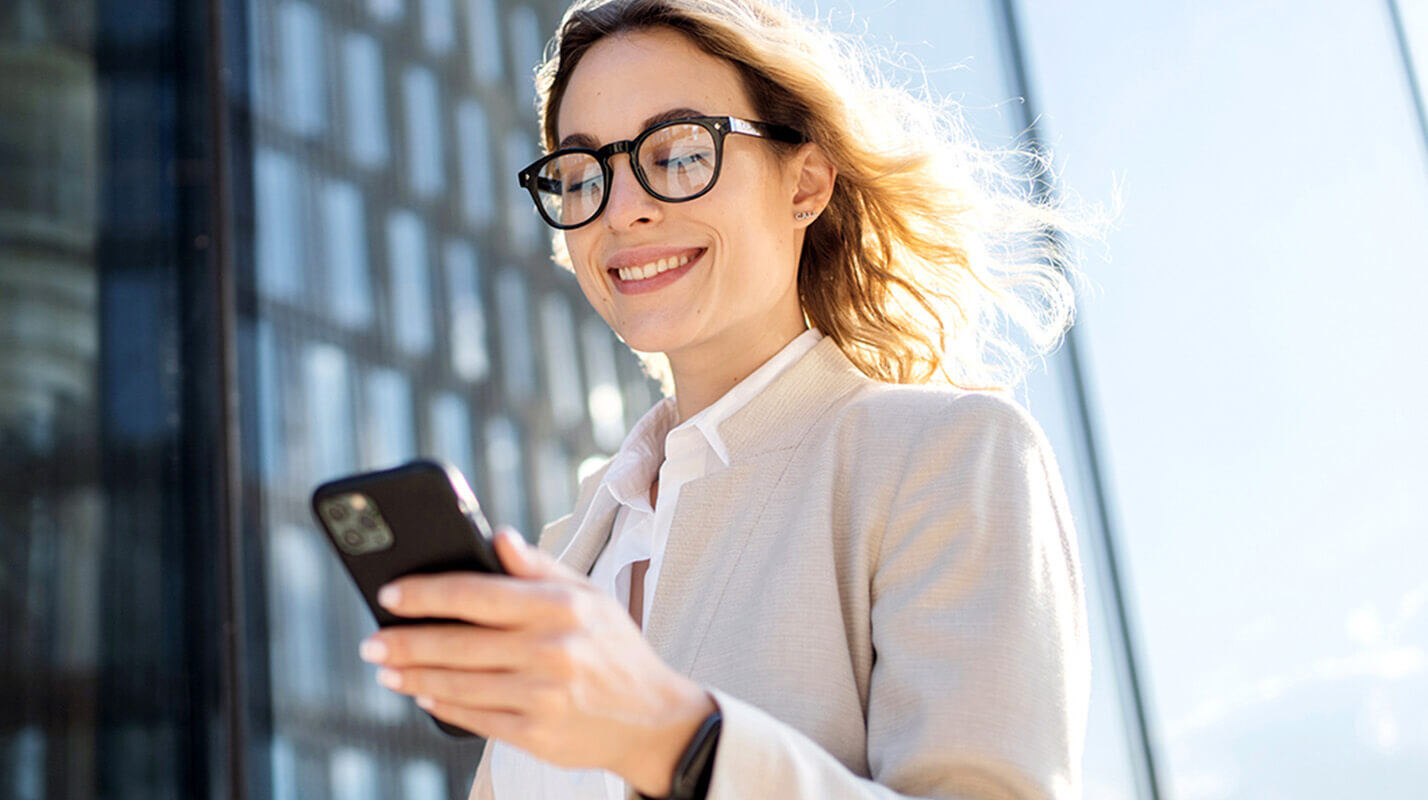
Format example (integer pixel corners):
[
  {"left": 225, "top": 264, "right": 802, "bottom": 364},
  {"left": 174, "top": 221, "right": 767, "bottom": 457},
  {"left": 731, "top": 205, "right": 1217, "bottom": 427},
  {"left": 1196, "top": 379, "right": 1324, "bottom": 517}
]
[{"left": 601, "top": 152, "right": 661, "bottom": 231}]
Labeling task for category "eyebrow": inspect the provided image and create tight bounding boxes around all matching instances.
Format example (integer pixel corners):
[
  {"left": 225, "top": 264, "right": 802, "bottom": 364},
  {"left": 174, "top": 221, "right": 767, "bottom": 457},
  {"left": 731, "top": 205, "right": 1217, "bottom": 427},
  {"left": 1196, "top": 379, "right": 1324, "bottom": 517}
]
[{"left": 558, "top": 107, "right": 707, "bottom": 149}]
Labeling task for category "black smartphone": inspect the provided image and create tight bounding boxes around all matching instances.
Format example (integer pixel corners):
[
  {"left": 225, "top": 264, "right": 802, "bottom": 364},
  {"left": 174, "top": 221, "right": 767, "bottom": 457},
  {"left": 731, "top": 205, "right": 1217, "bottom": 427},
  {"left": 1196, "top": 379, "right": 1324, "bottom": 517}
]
[{"left": 310, "top": 458, "right": 506, "bottom": 738}]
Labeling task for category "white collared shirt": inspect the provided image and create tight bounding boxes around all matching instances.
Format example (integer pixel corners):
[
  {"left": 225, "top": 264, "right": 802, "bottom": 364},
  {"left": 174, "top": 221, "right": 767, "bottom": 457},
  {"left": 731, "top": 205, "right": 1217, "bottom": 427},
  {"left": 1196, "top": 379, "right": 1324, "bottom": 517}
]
[{"left": 490, "top": 327, "right": 824, "bottom": 800}]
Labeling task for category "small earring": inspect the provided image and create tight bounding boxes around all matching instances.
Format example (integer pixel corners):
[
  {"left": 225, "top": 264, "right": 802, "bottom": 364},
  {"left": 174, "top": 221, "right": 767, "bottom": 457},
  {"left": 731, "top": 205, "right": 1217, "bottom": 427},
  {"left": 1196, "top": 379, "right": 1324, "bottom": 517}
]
[{"left": 795, "top": 210, "right": 816, "bottom": 221}]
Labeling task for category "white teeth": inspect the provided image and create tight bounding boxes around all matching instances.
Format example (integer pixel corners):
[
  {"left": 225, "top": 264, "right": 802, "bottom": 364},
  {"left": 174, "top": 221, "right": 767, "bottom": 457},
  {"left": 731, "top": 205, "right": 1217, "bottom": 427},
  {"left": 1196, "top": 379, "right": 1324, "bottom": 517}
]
[{"left": 615, "top": 253, "right": 694, "bottom": 282}]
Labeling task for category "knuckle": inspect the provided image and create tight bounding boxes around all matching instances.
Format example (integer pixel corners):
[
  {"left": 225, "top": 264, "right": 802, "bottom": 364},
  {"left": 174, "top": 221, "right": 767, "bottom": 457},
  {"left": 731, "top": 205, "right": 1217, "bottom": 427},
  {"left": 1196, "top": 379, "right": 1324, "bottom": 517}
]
[
  {"left": 554, "top": 587, "right": 587, "bottom": 627},
  {"left": 511, "top": 715, "right": 537, "bottom": 744},
  {"left": 532, "top": 682, "right": 566, "bottom": 713},
  {"left": 540, "top": 634, "right": 577, "bottom": 678}
]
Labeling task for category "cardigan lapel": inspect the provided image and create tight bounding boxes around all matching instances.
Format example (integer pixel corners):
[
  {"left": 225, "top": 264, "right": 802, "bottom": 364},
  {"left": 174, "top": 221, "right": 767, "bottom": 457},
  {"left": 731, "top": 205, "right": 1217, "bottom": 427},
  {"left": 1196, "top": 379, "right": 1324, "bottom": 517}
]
[
  {"left": 644, "top": 337, "right": 871, "bottom": 671},
  {"left": 546, "top": 336, "right": 871, "bottom": 669}
]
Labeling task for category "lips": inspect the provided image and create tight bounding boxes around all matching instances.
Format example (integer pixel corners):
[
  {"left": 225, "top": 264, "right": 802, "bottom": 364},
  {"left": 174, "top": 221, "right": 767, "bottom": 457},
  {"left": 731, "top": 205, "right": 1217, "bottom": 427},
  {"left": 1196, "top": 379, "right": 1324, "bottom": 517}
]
[
  {"left": 607, "top": 247, "right": 706, "bottom": 295},
  {"left": 605, "top": 245, "right": 706, "bottom": 273}
]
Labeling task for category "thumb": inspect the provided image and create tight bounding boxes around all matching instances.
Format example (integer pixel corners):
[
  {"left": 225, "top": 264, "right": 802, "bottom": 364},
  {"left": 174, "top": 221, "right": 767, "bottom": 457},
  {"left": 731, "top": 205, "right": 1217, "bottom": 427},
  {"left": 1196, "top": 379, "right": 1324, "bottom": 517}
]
[{"left": 494, "top": 526, "right": 564, "bottom": 579}]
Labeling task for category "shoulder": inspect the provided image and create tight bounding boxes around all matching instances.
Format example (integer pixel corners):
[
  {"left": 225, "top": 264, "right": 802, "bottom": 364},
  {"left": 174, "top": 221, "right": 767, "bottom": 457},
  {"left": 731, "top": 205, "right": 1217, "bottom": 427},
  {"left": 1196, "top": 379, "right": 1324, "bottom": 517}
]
[{"left": 822, "top": 381, "right": 1052, "bottom": 462}]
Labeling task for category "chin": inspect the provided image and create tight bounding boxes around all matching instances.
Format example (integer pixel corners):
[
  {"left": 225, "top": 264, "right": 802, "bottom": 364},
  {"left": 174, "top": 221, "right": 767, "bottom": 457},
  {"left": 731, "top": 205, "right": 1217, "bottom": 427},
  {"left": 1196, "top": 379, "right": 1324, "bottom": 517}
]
[{"left": 612, "top": 321, "right": 699, "bottom": 356}]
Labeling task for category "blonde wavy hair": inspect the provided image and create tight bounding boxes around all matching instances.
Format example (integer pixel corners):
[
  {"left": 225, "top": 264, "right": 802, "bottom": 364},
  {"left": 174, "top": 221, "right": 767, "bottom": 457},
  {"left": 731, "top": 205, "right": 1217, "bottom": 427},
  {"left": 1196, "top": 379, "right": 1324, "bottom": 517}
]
[{"left": 535, "top": 0, "right": 1109, "bottom": 393}]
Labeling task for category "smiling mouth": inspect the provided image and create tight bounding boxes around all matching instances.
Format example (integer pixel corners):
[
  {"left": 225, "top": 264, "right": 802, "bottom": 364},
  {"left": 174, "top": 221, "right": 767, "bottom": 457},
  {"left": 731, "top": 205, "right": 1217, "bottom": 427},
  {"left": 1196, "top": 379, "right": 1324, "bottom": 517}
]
[
  {"left": 606, "top": 248, "right": 706, "bottom": 295},
  {"left": 606, "top": 248, "right": 706, "bottom": 282}
]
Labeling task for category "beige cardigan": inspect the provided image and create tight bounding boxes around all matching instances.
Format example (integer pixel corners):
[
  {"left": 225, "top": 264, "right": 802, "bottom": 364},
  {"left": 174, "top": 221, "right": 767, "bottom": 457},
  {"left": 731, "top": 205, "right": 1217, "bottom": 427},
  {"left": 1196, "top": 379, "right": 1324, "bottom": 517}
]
[{"left": 469, "top": 336, "right": 1091, "bottom": 799}]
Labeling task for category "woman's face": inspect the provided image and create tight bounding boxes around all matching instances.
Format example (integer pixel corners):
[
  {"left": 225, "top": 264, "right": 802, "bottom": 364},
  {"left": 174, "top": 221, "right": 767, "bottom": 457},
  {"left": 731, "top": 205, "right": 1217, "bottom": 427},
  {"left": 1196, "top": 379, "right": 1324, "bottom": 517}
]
[{"left": 554, "top": 27, "right": 807, "bottom": 364}]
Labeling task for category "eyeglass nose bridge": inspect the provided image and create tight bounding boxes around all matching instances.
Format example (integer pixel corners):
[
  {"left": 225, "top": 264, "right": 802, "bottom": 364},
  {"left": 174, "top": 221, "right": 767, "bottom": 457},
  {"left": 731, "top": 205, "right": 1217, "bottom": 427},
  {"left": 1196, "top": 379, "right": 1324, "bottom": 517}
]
[
  {"left": 591, "top": 138, "right": 656, "bottom": 215},
  {"left": 593, "top": 138, "right": 645, "bottom": 189},
  {"left": 595, "top": 138, "right": 636, "bottom": 161}
]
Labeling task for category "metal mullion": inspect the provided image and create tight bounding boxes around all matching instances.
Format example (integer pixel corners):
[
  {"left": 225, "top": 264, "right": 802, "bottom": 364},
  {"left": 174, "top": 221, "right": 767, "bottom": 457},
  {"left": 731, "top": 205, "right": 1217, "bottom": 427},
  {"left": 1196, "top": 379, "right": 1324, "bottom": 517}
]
[{"left": 1387, "top": 0, "right": 1428, "bottom": 169}]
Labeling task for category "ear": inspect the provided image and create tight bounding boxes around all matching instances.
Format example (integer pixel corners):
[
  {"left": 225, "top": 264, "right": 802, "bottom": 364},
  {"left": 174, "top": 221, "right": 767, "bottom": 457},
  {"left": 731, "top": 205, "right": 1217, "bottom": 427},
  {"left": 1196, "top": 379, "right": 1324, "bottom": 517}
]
[{"left": 787, "top": 142, "right": 837, "bottom": 225}]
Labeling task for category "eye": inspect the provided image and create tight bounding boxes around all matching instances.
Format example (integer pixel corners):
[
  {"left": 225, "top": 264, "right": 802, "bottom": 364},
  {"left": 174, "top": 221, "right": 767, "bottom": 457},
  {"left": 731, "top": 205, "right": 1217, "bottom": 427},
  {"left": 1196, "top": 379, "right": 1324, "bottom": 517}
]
[
  {"left": 660, "top": 152, "right": 709, "bottom": 170},
  {"left": 564, "top": 175, "right": 600, "bottom": 194}
]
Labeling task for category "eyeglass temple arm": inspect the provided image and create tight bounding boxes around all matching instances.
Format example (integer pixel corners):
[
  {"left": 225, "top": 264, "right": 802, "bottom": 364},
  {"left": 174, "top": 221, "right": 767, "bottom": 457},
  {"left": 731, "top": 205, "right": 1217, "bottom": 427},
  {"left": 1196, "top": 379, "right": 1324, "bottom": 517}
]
[
  {"left": 521, "top": 173, "right": 563, "bottom": 194},
  {"left": 728, "top": 117, "right": 805, "bottom": 144}
]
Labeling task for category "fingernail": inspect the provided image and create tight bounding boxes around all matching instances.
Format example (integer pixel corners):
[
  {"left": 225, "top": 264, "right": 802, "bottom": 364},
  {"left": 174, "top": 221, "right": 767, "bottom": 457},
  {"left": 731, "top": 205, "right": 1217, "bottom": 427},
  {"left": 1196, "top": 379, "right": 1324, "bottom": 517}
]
[
  {"left": 416, "top": 695, "right": 435, "bottom": 709},
  {"left": 501, "top": 528, "right": 524, "bottom": 548},
  {"left": 359, "top": 638, "right": 387, "bottom": 663},
  {"left": 376, "top": 668, "right": 402, "bottom": 689},
  {"left": 378, "top": 585, "right": 401, "bottom": 608}
]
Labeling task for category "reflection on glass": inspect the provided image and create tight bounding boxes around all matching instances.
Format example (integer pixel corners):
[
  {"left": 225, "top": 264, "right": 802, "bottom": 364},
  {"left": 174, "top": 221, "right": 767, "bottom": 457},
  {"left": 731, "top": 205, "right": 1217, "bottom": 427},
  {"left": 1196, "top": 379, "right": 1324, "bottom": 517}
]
[
  {"left": 421, "top": 0, "right": 457, "bottom": 55},
  {"left": 330, "top": 747, "right": 379, "bottom": 800},
  {"left": 271, "top": 735, "right": 298, "bottom": 800},
  {"left": 484, "top": 414, "right": 528, "bottom": 535},
  {"left": 540, "top": 292, "right": 584, "bottom": 427},
  {"left": 7, "top": 727, "right": 43, "bottom": 800},
  {"left": 464, "top": 0, "right": 504, "bottom": 83},
  {"left": 255, "top": 147, "right": 304, "bottom": 300},
  {"left": 506, "top": 4, "right": 543, "bottom": 97},
  {"left": 502, "top": 131, "right": 540, "bottom": 248},
  {"left": 320, "top": 178, "right": 375, "bottom": 327},
  {"left": 369, "top": 0, "right": 404, "bottom": 23},
  {"left": 623, "top": 368, "right": 655, "bottom": 431},
  {"left": 386, "top": 210, "right": 435, "bottom": 355},
  {"left": 536, "top": 438, "right": 573, "bottom": 530},
  {"left": 303, "top": 342, "right": 356, "bottom": 479},
  {"left": 445, "top": 238, "right": 491, "bottom": 381},
  {"left": 268, "top": 524, "right": 331, "bottom": 705},
  {"left": 278, "top": 1, "right": 327, "bottom": 137},
  {"left": 255, "top": 321, "right": 287, "bottom": 479},
  {"left": 403, "top": 65, "right": 445, "bottom": 198},
  {"left": 580, "top": 315, "right": 626, "bottom": 451},
  {"left": 363, "top": 367, "right": 416, "bottom": 468},
  {"left": 342, "top": 31, "right": 391, "bottom": 168},
  {"left": 495, "top": 268, "right": 535, "bottom": 402},
  {"left": 429, "top": 391, "right": 477, "bottom": 483},
  {"left": 456, "top": 99, "right": 495, "bottom": 224},
  {"left": 403, "top": 759, "right": 449, "bottom": 799}
]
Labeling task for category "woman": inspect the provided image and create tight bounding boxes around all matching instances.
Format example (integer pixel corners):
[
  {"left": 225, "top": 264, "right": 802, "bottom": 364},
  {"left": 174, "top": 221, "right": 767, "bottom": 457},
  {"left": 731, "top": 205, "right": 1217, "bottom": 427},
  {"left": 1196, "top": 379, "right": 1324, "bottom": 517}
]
[{"left": 358, "top": 1, "right": 1095, "bottom": 798}]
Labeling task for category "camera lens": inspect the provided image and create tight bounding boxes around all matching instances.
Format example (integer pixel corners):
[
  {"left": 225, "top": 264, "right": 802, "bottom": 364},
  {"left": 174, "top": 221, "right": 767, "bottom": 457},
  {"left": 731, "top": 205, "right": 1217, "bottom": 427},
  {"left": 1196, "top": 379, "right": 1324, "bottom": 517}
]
[
  {"left": 327, "top": 504, "right": 349, "bottom": 522},
  {"left": 342, "top": 531, "right": 362, "bottom": 546},
  {"left": 359, "top": 515, "right": 378, "bottom": 530}
]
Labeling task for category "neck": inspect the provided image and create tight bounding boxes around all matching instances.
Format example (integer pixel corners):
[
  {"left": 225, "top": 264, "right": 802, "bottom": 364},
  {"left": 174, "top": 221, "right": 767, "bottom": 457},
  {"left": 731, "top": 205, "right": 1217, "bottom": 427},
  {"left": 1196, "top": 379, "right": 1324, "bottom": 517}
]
[{"left": 666, "top": 311, "right": 808, "bottom": 423}]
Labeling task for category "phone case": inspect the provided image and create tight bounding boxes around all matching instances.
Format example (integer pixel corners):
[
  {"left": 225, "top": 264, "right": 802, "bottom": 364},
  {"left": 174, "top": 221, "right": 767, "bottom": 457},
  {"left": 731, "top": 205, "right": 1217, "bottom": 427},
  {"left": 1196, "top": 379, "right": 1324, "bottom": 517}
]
[{"left": 310, "top": 458, "right": 506, "bottom": 738}]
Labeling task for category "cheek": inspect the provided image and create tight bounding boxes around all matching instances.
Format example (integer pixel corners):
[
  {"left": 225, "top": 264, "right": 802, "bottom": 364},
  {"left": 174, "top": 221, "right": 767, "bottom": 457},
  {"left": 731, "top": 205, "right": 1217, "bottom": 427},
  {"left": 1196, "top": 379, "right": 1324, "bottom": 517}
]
[{"left": 565, "top": 237, "right": 613, "bottom": 313}]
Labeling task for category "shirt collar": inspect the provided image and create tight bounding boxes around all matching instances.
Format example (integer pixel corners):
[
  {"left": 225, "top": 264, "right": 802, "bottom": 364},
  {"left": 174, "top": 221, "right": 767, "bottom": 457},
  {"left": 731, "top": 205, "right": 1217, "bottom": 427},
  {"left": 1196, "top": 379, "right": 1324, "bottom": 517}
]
[
  {"left": 595, "top": 327, "right": 825, "bottom": 506},
  {"left": 674, "top": 328, "right": 824, "bottom": 467},
  {"left": 600, "top": 395, "right": 677, "bottom": 510}
]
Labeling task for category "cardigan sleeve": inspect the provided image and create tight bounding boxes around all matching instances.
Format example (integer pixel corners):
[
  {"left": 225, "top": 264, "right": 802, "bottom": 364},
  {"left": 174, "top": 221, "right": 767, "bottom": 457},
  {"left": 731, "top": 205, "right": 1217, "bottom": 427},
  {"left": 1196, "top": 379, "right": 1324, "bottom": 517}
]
[{"left": 703, "top": 393, "right": 1091, "bottom": 800}]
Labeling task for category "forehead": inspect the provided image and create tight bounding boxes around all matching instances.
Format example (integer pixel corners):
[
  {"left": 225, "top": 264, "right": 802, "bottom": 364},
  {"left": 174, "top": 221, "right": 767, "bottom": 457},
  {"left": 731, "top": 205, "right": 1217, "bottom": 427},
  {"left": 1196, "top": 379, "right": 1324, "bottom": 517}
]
[{"left": 556, "top": 27, "right": 753, "bottom": 144}]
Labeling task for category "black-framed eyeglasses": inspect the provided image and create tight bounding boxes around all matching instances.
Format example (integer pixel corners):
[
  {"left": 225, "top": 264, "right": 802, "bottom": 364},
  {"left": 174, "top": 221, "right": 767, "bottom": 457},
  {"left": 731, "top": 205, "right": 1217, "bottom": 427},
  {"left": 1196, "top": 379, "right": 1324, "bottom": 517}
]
[{"left": 516, "top": 115, "right": 805, "bottom": 230}]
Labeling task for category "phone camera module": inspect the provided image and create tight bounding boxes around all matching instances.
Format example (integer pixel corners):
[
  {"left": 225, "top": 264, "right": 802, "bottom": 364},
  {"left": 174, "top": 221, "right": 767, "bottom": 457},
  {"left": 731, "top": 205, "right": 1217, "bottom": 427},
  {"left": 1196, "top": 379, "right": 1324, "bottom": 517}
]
[{"left": 326, "top": 495, "right": 395, "bottom": 556}]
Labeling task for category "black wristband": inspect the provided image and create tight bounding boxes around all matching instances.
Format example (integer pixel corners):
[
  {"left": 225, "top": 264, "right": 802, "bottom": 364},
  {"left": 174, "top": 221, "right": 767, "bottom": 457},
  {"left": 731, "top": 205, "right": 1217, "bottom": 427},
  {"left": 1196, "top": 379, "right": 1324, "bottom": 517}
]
[{"left": 638, "top": 707, "right": 722, "bottom": 800}]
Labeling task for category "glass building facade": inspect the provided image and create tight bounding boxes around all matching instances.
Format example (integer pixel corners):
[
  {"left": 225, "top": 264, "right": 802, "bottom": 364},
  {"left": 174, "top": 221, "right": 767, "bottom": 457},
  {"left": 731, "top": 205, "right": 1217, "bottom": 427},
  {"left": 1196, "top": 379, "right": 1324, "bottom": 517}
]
[{"left": 3, "top": 0, "right": 1425, "bottom": 798}]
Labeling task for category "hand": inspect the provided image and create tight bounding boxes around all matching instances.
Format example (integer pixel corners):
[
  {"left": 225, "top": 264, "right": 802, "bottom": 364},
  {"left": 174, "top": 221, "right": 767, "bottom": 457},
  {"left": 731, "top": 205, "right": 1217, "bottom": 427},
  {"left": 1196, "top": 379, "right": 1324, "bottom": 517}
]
[{"left": 359, "top": 527, "right": 717, "bottom": 797}]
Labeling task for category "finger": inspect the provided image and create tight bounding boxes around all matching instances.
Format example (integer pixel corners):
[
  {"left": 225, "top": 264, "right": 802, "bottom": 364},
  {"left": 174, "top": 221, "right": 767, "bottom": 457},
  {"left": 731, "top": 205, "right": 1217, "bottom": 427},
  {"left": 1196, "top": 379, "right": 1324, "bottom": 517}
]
[
  {"left": 415, "top": 696, "right": 529, "bottom": 744},
  {"left": 494, "top": 526, "right": 582, "bottom": 582},
  {"left": 380, "top": 572, "right": 582, "bottom": 629},
  {"left": 377, "top": 666, "right": 550, "bottom": 714},
  {"left": 361, "top": 624, "right": 532, "bottom": 670}
]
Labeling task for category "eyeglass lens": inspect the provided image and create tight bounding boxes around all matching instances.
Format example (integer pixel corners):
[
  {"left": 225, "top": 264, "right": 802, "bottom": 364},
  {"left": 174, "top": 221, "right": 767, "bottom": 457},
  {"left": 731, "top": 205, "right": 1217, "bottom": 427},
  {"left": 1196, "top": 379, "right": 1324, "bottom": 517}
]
[{"left": 533, "top": 123, "right": 718, "bottom": 227}]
